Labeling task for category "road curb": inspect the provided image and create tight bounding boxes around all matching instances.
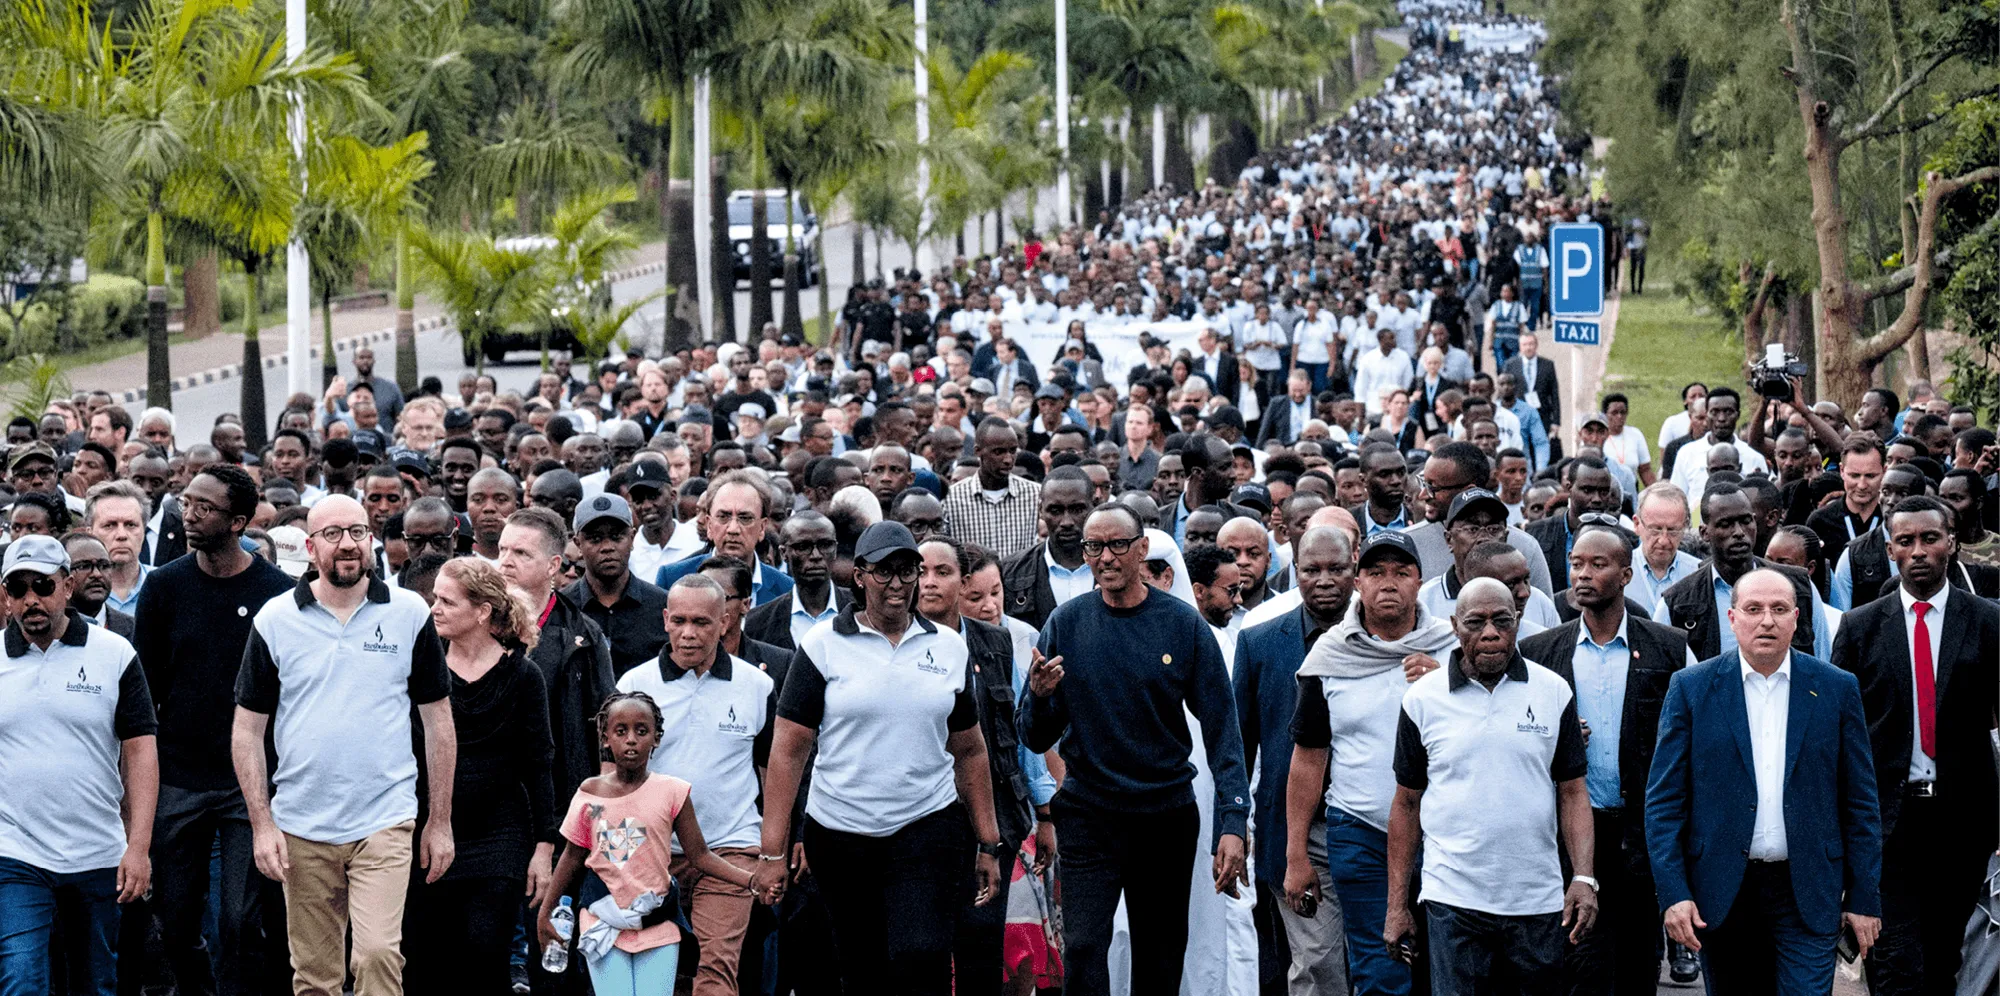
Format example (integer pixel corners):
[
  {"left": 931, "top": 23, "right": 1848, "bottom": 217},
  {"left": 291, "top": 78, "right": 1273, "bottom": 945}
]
[{"left": 114, "top": 259, "right": 666, "bottom": 405}]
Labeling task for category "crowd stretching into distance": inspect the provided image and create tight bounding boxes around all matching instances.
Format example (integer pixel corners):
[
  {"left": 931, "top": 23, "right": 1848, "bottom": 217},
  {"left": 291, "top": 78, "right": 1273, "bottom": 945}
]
[{"left": 3, "top": 3, "right": 1997, "bottom": 996}]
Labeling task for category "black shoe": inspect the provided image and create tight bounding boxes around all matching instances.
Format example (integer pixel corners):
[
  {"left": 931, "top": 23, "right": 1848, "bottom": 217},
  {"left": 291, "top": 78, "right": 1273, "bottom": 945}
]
[
  {"left": 511, "top": 965, "right": 531, "bottom": 994},
  {"left": 1669, "top": 941, "right": 1700, "bottom": 983}
]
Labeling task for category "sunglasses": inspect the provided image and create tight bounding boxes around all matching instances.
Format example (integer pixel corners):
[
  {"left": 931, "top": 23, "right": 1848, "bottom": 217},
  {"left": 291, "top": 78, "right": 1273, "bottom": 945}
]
[
  {"left": 404, "top": 533, "right": 456, "bottom": 551},
  {"left": 5, "top": 574, "right": 60, "bottom": 599}
]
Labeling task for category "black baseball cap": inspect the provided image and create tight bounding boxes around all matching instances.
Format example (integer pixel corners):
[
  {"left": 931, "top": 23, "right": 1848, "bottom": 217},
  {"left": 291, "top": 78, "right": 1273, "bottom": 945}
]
[
  {"left": 1445, "top": 488, "right": 1508, "bottom": 526},
  {"left": 625, "top": 459, "right": 670, "bottom": 494},
  {"left": 1357, "top": 530, "right": 1421, "bottom": 568},
  {"left": 853, "top": 521, "right": 920, "bottom": 566},
  {"left": 443, "top": 407, "right": 474, "bottom": 430},
  {"left": 1230, "top": 483, "right": 1272, "bottom": 515}
]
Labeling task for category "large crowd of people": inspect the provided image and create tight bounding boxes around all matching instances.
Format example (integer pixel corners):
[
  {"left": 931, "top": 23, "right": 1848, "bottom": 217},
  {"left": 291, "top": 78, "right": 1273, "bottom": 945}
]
[{"left": 2, "top": 3, "right": 1997, "bottom": 996}]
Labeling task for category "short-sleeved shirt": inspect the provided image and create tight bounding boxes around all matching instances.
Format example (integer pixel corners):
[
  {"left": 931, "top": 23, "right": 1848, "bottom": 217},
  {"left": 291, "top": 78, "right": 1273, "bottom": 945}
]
[
  {"left": 778, "top": 606, "right": 978, "bottom": 836},
  {"left": 617, "top": 650, "right": 774, "bottom": 851},
  {"left": 1290, "top": 666, "right": 1417, "bottom": 832},
  {"left": 0, "top": 613, "right": 155, "bottom": 873},
  {"left": 1392, "top": 652, "right": 1585, "bottom": 916},
  {"left": 237, "top": 577, "right": 449, "bottom": 844},
  {"left": 563, "top": 774, "right": 692, "bottom": 953},
  {"left": 564, "top": 574, "right": 671, "bottom": 676}
]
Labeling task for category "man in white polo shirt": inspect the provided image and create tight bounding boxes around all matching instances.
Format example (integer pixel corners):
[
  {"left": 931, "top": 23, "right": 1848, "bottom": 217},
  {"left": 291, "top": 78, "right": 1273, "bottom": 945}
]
[
  {"left": 1385, "top": 577, "right": 1598, "bottom": 994},
  {"left": 231, "top": 495, "right": 457, "bottom": 996},
  {"left": 0, "top": 535, "right": 157, "bottom": 996},
  {"left": 617, "top": 575, "right": 774, "bottom": 996}
]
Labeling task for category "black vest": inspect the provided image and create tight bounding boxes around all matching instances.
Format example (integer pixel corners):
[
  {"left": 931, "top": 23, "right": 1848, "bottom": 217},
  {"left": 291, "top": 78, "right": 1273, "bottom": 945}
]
[
  {"left": 963, "top": 616, "right": 1035, "bottom": 846},
  {"left": 1658, "top": 560, "right": 1817, "bottom": 661},
  {"left": 1846, "top": 529, "right": 1895, "bottom": 609}
]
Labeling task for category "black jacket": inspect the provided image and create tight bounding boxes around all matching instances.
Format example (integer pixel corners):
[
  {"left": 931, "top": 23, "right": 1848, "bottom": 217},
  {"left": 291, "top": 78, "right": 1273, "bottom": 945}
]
[
  {"left": 143, "top": 505, "right": 186, "bottom": 567},
  {"left": 1656, "top": 560, "right": 1817, "bottom": 662},
  {"left": 1521, "top": 613, "right": 1689, "bottom": 859},
  {"left": 1001, "top": 542, "right": 1060, "bottom": 631},
  {"left": 1525, "top": 515, "right": 1572, "bottom": 591},
  {"left": 527, "top": 590, "right": 620, "bottom": 826},
  {"left": 742, "top": 587, "right": 851, "bottom": 652},
  {"left": 963, "top": 616, "right": 1035, "bottom": 846},
  {"left": 99, "top": 607, "right": 135, "bottom": 641},
  {"left": 1502, "top": 355, "right": 1561, "bottom": 431},
  {"left": 1840, "top": 527, "right": 1995, "bottom": 608},
  {"left": 1190, "top": 347, "right": 1240, "bottom": 401},
  {"left": 1828, "top": 587, "right": 1999, "bottom": 853}
]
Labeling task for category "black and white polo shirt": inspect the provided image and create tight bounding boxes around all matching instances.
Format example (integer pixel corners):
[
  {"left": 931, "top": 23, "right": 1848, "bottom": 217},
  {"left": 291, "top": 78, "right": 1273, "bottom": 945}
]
[
  {"left": 778, "top": 605, "right": 978, "bottom": 837},
  {"left": 0, "top": 611, "right": 155, "bottom": 873},
  {"left": 618, "top": 649, "right": 775, "bottom": 852},
  {"left": 236, "top": 577, "right": 449, "bottom": 845},
  {"left": 1393, "top": 651, "right": 1586, "bottom": 917}
]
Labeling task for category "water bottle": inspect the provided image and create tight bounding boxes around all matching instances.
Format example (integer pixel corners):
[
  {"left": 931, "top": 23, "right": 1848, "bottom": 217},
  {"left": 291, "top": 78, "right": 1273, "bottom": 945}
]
[{"left": 541, "top": 896, "right": 574, "bottom": 973}]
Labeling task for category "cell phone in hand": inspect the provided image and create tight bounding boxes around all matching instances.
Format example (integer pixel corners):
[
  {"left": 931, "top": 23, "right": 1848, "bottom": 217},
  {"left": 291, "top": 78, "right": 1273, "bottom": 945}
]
[
  {"left": 1296, "top": 889, "right": 1318, "bottom": 919},
  {"left": 1390, "top": 932, "right": 1419, "bottom": 965},
  {"left": 1836, "top": 921, "right": 1860, "bottom": 963}
]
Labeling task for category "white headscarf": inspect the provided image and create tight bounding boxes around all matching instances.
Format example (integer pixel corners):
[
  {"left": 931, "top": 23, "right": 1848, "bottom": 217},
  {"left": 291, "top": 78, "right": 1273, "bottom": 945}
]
[{"left": 1142, "top": 527, "right": 1198, "bottom": 607}]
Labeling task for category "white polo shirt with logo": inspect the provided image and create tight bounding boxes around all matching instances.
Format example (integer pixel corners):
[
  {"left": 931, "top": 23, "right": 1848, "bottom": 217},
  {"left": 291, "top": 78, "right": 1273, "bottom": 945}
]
[
  {"left": 0, "top": 613, "right": 155, "bottom": 873},
  {"left": 618, "top": 650, "right": 774, "bottom": 852},
  {"left": 236, "top": 577, "right": 449, "bottom": 845},
  {"left": 1392, "top": 651, "right": 1586, "bottom": 917},
  {"left": 778, "top": 607, "right": 978, "bottom": 837}
]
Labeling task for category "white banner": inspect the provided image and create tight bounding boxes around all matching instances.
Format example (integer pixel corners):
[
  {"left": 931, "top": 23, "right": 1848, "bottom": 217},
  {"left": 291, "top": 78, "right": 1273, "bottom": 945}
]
[{"left": 1452, "top": 22, "right": 1544, "bottom": 51}]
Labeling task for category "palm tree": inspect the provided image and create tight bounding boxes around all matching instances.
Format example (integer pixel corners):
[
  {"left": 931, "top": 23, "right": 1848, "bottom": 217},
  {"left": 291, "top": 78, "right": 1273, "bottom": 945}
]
[
  {"left": 299, "top": 134, "right": 434, "bottom": 389},
  {"left": 50, "top": 0, "right": 375, "bottom": 409},
  {"left": 764, "top": 93, "right": 901, "bottom": 341},
  {"left": 407, "top": 226, "right": 553, "bottom": 375}
]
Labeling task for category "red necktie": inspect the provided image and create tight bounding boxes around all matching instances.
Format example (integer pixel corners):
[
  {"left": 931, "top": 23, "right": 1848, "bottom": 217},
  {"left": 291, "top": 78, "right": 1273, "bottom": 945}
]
[{"left": 1913, "top": 602, "right": 1936, "bottom": 758}]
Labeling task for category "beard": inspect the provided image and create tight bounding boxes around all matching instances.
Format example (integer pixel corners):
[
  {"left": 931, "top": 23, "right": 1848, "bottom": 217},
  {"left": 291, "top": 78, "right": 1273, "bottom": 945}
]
[{"left": 324, "top": 551, "right": 371, "bottom": 588}]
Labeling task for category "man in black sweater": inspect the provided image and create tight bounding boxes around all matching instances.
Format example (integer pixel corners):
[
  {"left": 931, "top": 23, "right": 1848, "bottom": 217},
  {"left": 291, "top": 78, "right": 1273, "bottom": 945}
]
[
  {"left": 1021, "top": 504, "right": 1250, "bottom": 996},
  {"left": 132, "top": 464, "right": 297, "bottom": 996}
]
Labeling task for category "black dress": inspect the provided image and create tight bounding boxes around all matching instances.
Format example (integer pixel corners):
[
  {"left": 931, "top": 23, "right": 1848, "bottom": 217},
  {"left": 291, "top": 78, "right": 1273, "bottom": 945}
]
[{"left": 405, "top": 647, "right": 557, "bottom": 995}]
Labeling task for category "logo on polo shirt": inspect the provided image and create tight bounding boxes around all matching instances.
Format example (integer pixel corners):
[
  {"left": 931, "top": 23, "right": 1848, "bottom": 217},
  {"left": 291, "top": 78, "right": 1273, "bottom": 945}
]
[
  {"left": 363, "top": 623, "right": 400, "bottom": 655},
  {"left": 65, "top": 664, "right": 103, "bottom": 696},
  {"left": 1516, "top": 703, "right": 1549, "bottom": 736},
  {"left": 717, "top": 704, "right": 750, "bottom": 735},
  {"left": 915, "top": 648, "right": 949, "bottom": 676}
]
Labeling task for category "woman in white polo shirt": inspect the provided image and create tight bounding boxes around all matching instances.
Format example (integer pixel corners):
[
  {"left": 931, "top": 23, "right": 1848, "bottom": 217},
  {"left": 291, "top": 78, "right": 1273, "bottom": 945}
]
[{"left": 756, "top": 521, "right": 1005, "bottom": 995}]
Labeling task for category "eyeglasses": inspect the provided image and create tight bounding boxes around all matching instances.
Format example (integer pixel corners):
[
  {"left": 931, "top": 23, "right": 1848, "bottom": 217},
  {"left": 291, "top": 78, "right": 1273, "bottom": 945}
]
[
  {"left": 4, "top": 575, "right": 60, "bottom": 599},
  {"left": 785, "top": 539, "right": 839, "bottom": 555},
  {"left": 69, "top": 559, "right": 113, "bottom": 574},
  {"left": 181, "top": 496, "right": 227, "bottom": 521},
  {"left": 1579, "top": 512, "right": 1623, "bottom": 527},
  {"left": 860, "top": 562, "right": 922, "bottom": 583},
  {"left": 404, "top": 533, "right": 455, "bottom": 552},
  {"left": 11, "top": 465, "right": 54, "bottom": 481},
  {"left": 314, "top": 524, "right": 372, "bottom": 545},
  {"left": 1081, "top": 535, "right": 1141, "bottom": 557}
]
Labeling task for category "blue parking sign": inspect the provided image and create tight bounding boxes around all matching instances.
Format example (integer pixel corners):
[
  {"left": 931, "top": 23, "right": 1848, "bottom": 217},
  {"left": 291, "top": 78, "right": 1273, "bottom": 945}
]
[{"left": 1549, "top": 223, "right": 1603, "bottom": 318}]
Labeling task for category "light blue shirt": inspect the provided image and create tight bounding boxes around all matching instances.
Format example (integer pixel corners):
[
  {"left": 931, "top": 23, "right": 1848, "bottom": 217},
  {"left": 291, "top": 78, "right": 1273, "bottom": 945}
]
[
  {"left": 1572, "top": 618, "right": 1631, "bottom": 809},
  {"left": 787, "top": 587, "right": 842, "bottom": 648},
  {"left": 104, "top": 564, "right": 150, "bottom": 618},
  {"left": 1653, "top": 568, "right": 1833, "bottom": 659},
  {"left": 1627, "top": 549, "right": 1699, "bottom": 610},
  {"left": 1365, "top": 508, "right": 1409, "bottom": 536},
  {"left": 1508, "top": 397, "right": 1551, "bottom": 469},
  {"left": 987, "top": 619, "right": 1058, "bottom": 807}
]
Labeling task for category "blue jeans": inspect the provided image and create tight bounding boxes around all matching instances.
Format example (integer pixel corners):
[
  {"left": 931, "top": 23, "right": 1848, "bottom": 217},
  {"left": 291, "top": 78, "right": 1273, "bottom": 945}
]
[
  {"left": 1493, "top": 333, "right": 1521, "bottom": 370},
  {"left": 584, "top": 942, "right": 679, "bottom": 996},
  {"left": 1296, "top": 362, "right": 1329, "bottom": 395},
  {"left": 0, "top": 857, "right": 121, "bottom": 996},
  {"left": 1521, "top": 282, "right": 1545, "bottom": 329},
  {"left": 1324, "top": 807, "right": 1413, "bottom": 996}
]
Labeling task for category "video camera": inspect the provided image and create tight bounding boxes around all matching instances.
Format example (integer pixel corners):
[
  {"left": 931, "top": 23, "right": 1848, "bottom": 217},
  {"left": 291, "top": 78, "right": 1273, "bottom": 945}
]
[{"left": 1751, "top": 343, "right": 1810, "bottom": 400}]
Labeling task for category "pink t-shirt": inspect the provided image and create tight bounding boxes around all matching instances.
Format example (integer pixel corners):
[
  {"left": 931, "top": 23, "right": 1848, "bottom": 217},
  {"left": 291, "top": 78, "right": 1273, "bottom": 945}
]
[{"left": 563, "top": 775, "right": 692, "bottom": 953}]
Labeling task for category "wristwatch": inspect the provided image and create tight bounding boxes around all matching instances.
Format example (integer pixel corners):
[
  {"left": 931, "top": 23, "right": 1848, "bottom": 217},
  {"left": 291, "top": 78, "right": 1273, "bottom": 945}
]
[
  {"left": 977, "top": 840, "right": 1007, "bottom": 858},
  {"left": 1571, "top": 875, "right": 1600, "bottom": 892}
]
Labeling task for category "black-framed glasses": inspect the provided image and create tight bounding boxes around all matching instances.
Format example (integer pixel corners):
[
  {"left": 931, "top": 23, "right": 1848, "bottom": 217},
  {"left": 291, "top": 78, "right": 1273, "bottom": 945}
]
[
  {"left": 5, "top": 574, "right": 60, "bottom": 599},
  {"left": 404, "top": 533, "right": 455, "bottom": 552},
  {"left": 11, "top": 465, "right": 54, "bottom": 481},
  {"left": 1081, "top": 535, "right": 1141, "bottom": 557},
  {"left": 69, "top": 559, "right": 113, "bottom": 575},
  {"left": 785, "top": 538, "right": 839, "bottom": 555},
  {"left": 314, "top": 524, "right": 371, "bottom": 545},
  {"left": 861, "top": 562, "right": 921, "bottom": 583},
  {"left": 181, "top": 496, "right": 227, "bottom": 521}
]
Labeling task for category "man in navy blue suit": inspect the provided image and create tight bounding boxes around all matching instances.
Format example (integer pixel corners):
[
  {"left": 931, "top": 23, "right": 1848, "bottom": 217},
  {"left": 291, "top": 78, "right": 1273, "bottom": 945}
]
[{"left": 1645, "top": 568, "right": 1883, "bottom": 996}]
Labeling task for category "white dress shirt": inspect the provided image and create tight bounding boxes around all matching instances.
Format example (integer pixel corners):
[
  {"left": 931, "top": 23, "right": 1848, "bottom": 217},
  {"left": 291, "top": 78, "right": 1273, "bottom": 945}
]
[
  {"left": 1898, "top": 583, "right": 1947, "bottom": 784},
  {"left": 1741, "top": 654, "right": 1792, "bottom": 860}
]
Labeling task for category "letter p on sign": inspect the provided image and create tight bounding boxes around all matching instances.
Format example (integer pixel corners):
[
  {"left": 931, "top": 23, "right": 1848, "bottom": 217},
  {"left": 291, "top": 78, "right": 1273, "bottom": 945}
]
[{"left": 1549, "top": 223, "right": 1603, "bottom": 318}]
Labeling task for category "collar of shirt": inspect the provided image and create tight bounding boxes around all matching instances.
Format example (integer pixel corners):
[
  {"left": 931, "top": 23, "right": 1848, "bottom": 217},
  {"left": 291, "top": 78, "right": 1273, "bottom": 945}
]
[
  {"left": 792, "top": 586, "right": 839, "bottom": 625},
  {"left": 1044, "top": 545, "right": 1093, "bottom": 581},
  {"left": 1367, "top": 507, "right": 1408, "bottom": 534},
  {"left": 835, "top": 603, "right": 938, "bottom": 641},
  {"left": 660, "top": 646, "right": 735, "bottom": 681},
  {"left": 1575, "top": 611, "right": 1630, "bottom": 651},
  {"left": 1897, "top": 580, "right": 1950, "bottom": 621},
  {"left": 4, "top": 609, "right": 98, "bottom": 656},
  {"left": 1445, "top": 649, "right": 1529, "bottom": 691},
  {"left": 1739, "top": 651, "right": 1792, "bottom": 686}
]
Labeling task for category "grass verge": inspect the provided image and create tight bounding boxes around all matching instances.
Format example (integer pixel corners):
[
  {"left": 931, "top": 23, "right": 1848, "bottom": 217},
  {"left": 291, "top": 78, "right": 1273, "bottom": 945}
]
[{"left": 1600, "top": 260, "right": 1745, "bottom": 437}]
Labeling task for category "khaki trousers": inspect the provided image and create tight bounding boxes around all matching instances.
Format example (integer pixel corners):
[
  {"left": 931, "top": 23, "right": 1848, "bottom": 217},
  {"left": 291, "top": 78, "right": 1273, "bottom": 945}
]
[
  {"left": 681, "top": 846, "right": 759, "bottom": 996},
  {"left": 281, "top": 820, "right": 415, "bottom": 996}
]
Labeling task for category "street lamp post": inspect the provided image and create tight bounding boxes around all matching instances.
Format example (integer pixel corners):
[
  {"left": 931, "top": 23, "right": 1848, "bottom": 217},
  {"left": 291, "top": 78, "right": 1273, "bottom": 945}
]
[
  {"left": 1055, "top": 0, "right": 1070, "bottom": 228},
  {"left": 694, "top": 75, "right": 715, "bottom": 340},
  {"left": 914, "top": 0, "right": 932, "bottom": 275},
  {"left": 285, "top": 0, "right": 312, "bottom": 394}
]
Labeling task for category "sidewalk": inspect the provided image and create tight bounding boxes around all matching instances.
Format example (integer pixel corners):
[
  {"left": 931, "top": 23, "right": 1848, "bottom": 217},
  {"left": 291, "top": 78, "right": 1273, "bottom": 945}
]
[{"left": 75, "top": 240, "right": 667, "bottom": 401}]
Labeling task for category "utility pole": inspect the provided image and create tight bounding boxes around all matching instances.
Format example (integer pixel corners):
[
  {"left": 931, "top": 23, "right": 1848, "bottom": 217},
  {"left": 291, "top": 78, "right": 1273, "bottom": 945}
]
[
  {"left": 694, "top": 75, "right": 715, "bottom": 340},
  {"left": 914, "top": 0, "right": 932, "bottom": 275},
  {"left": 285, "top": 0, "right": 312, "bottom": 395},
  {"left": 1055, "top": 0, "right": 1071, "bottom": 228}
]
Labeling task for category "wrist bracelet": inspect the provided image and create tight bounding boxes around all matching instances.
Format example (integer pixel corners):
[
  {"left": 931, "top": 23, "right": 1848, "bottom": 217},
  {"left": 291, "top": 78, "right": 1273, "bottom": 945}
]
[
  {"left": 757, "top": 853, "right": 787, "bottom": 862},
  {"left": 1571, "top": 875, "right": 1599, "bottom": 891}
]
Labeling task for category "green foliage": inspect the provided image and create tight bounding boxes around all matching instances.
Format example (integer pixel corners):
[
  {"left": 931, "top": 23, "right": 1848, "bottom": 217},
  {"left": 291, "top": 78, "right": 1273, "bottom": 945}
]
[
  {"left": 0, "top": 273, "right": 145, "bottom": 359},
  {"left": 1, "top": 355, "right": 72, "bottom": 420},
  {"left": 1929, "top": 94, "right": 2000, "bottom": 420}
]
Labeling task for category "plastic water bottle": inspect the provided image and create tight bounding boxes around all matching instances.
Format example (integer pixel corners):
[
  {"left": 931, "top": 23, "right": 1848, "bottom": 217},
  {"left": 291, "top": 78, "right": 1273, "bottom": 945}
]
[{"left": 541, "top": 896, "right": 574, "bottom": 973}]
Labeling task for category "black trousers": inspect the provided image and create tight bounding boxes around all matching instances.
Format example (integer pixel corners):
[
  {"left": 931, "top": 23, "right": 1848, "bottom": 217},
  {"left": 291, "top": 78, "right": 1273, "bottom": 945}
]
[
  {"left": 403, "top": 874, "right": 525, "bottom": 996},
  {"left": 1868, "top": 794, "right": 1989, "bottom": 996},
  {"left": 776, "top": 867, "right": 841, "bottom": 996},
  {"left": 1562, "top": 809, "right": 1661, "bottom": 996},
  {"left": 149, "top": 783, "right": 279, "bottom": 996},
  {"left": 805, "top": 804, "right": 974, "bottom": 996},
  {"left": 1425, "top": 900, "right": 1566, "bottom": 996},
  {"left": 1051, "top": 795, "right": 1199, "bottom": 996},
  {"left": 952, "top": 847, "right": 1016, "bottom": 996}
]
